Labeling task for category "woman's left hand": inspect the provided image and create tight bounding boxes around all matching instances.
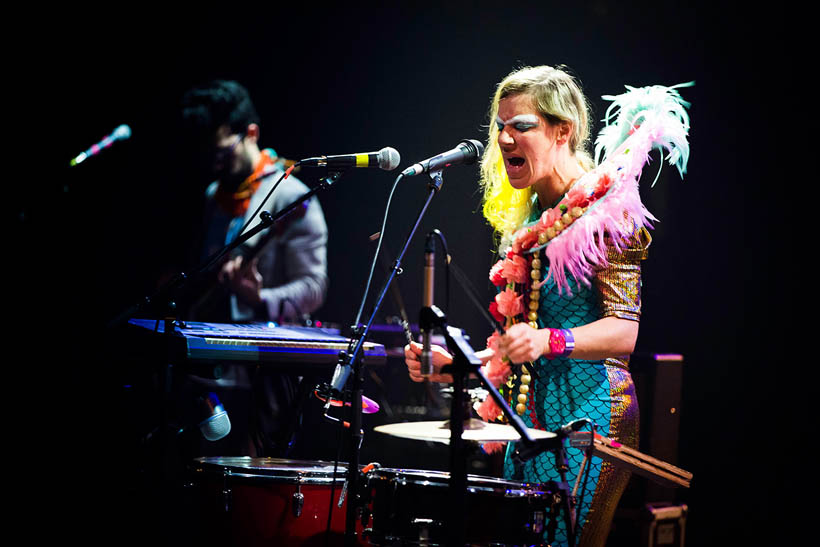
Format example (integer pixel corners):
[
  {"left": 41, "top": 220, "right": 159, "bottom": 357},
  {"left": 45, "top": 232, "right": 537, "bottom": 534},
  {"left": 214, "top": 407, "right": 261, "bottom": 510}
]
[{"left": 499, "top": 323, "right": 550, "bottom": 364}]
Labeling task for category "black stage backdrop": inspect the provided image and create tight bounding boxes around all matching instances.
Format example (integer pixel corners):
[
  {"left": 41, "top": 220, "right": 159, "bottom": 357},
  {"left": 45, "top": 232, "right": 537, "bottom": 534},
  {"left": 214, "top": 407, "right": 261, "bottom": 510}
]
[{"left": 12, "top": 2, "right": 789, "bottom": 545}]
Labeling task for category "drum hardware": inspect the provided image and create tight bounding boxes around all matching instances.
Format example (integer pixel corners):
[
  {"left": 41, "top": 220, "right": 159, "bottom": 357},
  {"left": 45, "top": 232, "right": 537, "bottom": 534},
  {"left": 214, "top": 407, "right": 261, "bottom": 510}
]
[
  {"left": 411, "top": 518, "right": 438, "bottom": 546},
  {"left": 221, "top": 469, "right": 232, "bottom": 513},
  {"left": 531, "top": 509, "right": 545, "bottom": 536},
  {"left": 337, "top": 477, "right": 348, "bottom": 508},
  {"left": 292, "top": 485, "right": 305, "bottom": 517}
]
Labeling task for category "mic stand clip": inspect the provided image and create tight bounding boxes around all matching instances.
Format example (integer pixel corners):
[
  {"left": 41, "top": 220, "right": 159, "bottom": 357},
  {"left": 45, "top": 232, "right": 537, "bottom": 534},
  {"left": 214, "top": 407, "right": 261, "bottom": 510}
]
[{"left": 427, "top": 169, "right": 443, "bottom": 193}]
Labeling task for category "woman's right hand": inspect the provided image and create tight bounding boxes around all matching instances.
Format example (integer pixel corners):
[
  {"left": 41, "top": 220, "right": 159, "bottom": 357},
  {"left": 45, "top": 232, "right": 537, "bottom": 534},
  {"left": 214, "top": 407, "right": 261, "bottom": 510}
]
[{"left": 404, "top": 341, "right": 454, "bottom": 383}]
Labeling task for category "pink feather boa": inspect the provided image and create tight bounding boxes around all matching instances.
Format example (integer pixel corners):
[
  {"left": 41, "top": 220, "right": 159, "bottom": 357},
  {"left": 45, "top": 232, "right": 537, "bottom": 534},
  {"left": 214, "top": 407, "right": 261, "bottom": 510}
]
[{"left": 512, "top": 115, "right": 678, "bottom": 294}]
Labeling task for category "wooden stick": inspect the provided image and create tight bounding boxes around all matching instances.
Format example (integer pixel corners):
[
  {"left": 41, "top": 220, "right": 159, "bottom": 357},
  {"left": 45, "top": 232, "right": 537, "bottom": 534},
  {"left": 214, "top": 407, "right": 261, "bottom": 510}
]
[{"left": 570, "top": 432, "right": 692, "bottom": 489}]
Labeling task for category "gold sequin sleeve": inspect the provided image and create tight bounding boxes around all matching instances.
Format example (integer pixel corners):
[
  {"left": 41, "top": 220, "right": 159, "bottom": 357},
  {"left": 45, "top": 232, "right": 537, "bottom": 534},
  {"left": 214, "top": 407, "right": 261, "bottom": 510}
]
[{"left": 593, "top": 225, "right": 651, "bottom": 321}]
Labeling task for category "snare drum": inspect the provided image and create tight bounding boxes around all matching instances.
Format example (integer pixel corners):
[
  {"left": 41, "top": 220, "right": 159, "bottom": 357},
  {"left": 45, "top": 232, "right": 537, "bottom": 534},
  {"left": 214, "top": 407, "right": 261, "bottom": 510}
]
[
  {"left": 363, "top": 468, "right": 559, "bottom": 546},
  {"left": 190, "top": 457, "right": 366, "bottom": 546}
]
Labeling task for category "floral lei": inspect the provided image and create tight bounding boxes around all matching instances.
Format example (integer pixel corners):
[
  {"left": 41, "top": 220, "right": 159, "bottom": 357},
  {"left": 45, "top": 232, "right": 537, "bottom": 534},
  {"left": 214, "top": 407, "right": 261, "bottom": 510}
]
[{"left": 474, "top": 170, "right": 615, "bottom": 435}]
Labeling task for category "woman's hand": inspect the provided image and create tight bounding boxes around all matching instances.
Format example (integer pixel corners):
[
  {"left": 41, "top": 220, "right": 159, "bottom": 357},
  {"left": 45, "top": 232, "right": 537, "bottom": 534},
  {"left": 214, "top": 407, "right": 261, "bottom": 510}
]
[
  {"left": 404, "top": 341, "right": 454, "bottom": 383},
  {"left": 499, "top": 317, "right": 640, "bottom": 363},
  {"left": 499, "top": 323, "right": 550, "bottom": 364}
]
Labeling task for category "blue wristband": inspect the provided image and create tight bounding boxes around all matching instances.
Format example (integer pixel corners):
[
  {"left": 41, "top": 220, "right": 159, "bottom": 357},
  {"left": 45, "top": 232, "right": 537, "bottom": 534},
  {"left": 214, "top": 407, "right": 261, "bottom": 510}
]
[{"left": 560, "top": 328, "right": 575, "bottom": 357}]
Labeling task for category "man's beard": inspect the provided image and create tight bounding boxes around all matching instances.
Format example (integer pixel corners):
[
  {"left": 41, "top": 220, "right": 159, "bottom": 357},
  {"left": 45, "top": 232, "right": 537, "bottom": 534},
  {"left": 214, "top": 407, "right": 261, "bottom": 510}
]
[{"left": 217, "top": 156, "right": 254, "bottom": 192}]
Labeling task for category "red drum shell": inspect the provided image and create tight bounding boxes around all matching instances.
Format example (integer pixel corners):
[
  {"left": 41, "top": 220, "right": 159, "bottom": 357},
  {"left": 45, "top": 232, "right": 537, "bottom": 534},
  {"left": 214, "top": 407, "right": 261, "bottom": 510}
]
[{"left": 190, "top": 457, "right": 366, "bottom": 547}]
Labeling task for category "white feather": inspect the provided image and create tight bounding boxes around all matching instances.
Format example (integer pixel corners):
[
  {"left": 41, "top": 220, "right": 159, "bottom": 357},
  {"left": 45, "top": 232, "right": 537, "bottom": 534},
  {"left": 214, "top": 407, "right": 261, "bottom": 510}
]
[{"left": 594, "top": 82, "right": 694, "bottom": 185}]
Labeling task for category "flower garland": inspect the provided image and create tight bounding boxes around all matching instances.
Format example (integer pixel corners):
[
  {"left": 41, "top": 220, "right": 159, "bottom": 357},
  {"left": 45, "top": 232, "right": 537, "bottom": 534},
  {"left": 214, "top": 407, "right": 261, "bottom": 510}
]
[{"left": 476, "top": 169, "right": 614, "bottom": 428}]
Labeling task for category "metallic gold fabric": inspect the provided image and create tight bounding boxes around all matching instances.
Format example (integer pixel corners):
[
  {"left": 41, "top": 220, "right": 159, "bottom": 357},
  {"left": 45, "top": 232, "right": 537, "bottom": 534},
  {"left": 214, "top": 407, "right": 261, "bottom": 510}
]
[
  {"left": 577, "top": 225, "right": 645, "bottom": 545},
  {"left": 578, "top": 366, "right": 640, "bottom": 547},
  {"left": 594, "top": 227, "right": 651, "bottom": 322},
  {"left": 594, "top": 227, "right": 651, "bottom": 372}
]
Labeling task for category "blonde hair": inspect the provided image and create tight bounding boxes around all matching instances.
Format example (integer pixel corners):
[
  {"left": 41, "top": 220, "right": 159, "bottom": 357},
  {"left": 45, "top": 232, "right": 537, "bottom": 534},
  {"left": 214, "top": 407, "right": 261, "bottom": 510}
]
[{"left": 479, "top": 65, "right": 594, "bottom": 241}]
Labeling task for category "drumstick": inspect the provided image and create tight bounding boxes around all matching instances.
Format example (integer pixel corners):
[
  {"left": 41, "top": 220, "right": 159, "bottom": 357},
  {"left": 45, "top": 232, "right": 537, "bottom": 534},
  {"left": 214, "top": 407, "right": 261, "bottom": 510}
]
[
  {"left": 572, "top": 453, "right": 589, "bottom": 499},
  {"left": 570, "top": 432, "right": 692, "bottom": 488}
]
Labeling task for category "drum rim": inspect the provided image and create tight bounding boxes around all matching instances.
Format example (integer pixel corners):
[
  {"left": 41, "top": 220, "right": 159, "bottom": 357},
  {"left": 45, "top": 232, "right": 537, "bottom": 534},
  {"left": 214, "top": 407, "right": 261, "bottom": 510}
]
[
  {"left": 366, "top": 467, "right": 549, "bottom": 495},
  {"left": 191, "top": 456, "right": 349, "bottom": 484}
]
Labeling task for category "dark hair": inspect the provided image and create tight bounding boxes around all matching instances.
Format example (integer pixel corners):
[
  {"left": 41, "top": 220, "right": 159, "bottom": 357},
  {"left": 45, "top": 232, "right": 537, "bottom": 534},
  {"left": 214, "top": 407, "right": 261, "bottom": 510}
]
[{"left": 180, "top": 80, "right": 260, "bottom": 138}]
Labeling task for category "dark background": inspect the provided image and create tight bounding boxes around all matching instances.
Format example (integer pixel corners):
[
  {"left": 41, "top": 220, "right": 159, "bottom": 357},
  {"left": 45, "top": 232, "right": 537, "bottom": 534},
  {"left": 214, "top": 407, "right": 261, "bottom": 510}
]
[{"left": 13, "top": 2, "right": 788, "bottom": 545}]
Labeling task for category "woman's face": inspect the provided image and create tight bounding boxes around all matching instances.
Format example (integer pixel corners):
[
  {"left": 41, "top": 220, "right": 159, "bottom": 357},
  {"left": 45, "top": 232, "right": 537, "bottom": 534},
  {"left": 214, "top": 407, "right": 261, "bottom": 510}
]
[{"left": 496, "top": 93, "right": 561, "bottom": 192}]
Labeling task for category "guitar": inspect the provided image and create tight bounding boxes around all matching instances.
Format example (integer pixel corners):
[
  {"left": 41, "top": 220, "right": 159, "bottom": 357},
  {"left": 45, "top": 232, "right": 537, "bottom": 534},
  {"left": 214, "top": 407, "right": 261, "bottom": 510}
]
[{"left": 184, "top": 197, "right": 310, "bottom": 321}]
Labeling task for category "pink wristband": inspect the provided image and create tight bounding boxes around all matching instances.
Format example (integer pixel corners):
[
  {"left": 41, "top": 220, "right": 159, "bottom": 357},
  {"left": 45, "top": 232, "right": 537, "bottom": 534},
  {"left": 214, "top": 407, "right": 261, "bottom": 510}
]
[{"left": 546, "top": 328, "right": 575, "bottom": 359}]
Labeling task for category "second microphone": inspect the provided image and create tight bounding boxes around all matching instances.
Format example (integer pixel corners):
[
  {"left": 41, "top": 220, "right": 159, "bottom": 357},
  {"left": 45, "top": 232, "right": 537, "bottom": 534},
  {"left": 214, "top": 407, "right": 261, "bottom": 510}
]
[{"left": 298, "top": 147, "right": 401, "bottom": 171}]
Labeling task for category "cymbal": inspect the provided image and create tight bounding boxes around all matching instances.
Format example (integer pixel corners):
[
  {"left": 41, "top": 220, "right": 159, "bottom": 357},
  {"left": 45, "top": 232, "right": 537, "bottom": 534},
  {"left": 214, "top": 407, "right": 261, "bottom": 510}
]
[{"left": 374, "top": 419, "right": 555, "bottom": 443}]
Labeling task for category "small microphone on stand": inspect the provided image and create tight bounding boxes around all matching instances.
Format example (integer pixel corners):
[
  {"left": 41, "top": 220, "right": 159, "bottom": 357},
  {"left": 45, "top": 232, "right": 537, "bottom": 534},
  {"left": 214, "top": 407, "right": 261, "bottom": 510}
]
[
  {"left": 69, "top": 124, "right": 132, "bottom": 166},
  {"left": 195, "top": 392, "right": 231, "bottom": 441},
  {"left": 421, "top": 232, "right": 435, "bottom": 376}
]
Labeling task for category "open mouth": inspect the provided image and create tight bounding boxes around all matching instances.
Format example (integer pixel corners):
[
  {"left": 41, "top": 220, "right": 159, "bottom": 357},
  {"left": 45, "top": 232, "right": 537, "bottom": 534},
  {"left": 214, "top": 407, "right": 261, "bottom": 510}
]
[{"left": 508, "top": 157, "right": 525, "bottom": 167}]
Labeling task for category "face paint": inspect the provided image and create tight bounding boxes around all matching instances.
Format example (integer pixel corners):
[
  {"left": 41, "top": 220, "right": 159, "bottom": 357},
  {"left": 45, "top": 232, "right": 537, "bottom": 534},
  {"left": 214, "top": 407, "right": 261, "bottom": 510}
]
[
  {"left": 496, "top": 94, "right": 564, "bottom": 195},
  {"left": 496, "top": 114, "right": 541, "bottom": 132}
]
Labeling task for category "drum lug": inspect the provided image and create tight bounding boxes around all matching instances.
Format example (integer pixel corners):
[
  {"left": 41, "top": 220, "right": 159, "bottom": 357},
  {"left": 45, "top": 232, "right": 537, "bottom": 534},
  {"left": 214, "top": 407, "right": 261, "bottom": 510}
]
[
  {"left": 529, "top": 510, "right": 545, "bottom": 535},
  {"left": 337, "top": 479, "right": 349, "bottom": 508},
  {"left": 360, "top": 505, "right": 371, "bottom": 528},
  {"left": 411, "top": 518, "right": 441, "bottom": 543},
  {"left": 292, "top": 485, "right": 305, "bottom": 518},
  {"left": 221, "top": 471, "right": 232, "bottom": 513}
]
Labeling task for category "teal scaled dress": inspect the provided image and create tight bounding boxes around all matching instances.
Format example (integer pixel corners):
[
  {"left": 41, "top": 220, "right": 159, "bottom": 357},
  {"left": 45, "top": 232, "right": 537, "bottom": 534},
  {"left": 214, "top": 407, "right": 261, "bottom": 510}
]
[{"left": 501, "top": 205, "right": 647, "bottom": 547}]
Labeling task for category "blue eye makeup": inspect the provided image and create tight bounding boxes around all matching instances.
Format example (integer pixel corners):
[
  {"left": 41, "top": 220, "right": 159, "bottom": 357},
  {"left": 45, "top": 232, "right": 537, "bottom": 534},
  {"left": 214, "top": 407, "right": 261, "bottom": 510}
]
[
  {"left": 514, "top": 122, "right": 537, "bottom": 132},
  {"left": 496, "top": 114, "right": 540, "bottom": 133}
]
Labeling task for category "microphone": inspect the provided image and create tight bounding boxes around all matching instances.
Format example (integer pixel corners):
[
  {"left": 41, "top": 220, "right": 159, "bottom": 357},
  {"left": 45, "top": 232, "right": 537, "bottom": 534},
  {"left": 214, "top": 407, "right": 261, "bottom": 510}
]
[
  {"left": 421, "top": 232, "right": 435, "bottom": 376},
  {"left": 298, "top": 146, "right": 401, "bottom": 171},
  {"left": 401, "top": 139, "right": 484, "bottom": 177},
  {"left": 69, "top": 124, "right": 132, "bottom": 166},
  {"left": 195, "top": 392, "right": 232, "bottom": 441},
  {"left": 327, "top": 361, "right": 352, "bottom": 400}
]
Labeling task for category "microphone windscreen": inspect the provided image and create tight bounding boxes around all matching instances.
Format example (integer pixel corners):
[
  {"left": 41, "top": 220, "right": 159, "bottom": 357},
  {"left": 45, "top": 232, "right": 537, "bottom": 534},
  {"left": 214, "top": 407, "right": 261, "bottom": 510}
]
[
  {"left": 378, "top": 147, "right": 401, "bottom": 170},
  {"left": 199, "top": 410, "right": 231, "bottom": 441},
  {"left": 196, "top": 392, "right": 231, "bottom": 441},
  {"left": 460, "top": 139, "right": 484, "bottom": 164},
  {"left": 113, "top": 124, "right": 132, "bottom": 140}
]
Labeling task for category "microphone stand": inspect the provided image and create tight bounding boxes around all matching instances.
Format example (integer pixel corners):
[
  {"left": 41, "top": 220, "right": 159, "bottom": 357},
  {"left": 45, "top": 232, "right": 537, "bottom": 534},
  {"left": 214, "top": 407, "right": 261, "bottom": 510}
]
[
  {"left": 109, "top": 169, "right": 342, "bottom": 329},
  {"left": 318, "top": 170, "right": 445, "bottom": 547}
]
